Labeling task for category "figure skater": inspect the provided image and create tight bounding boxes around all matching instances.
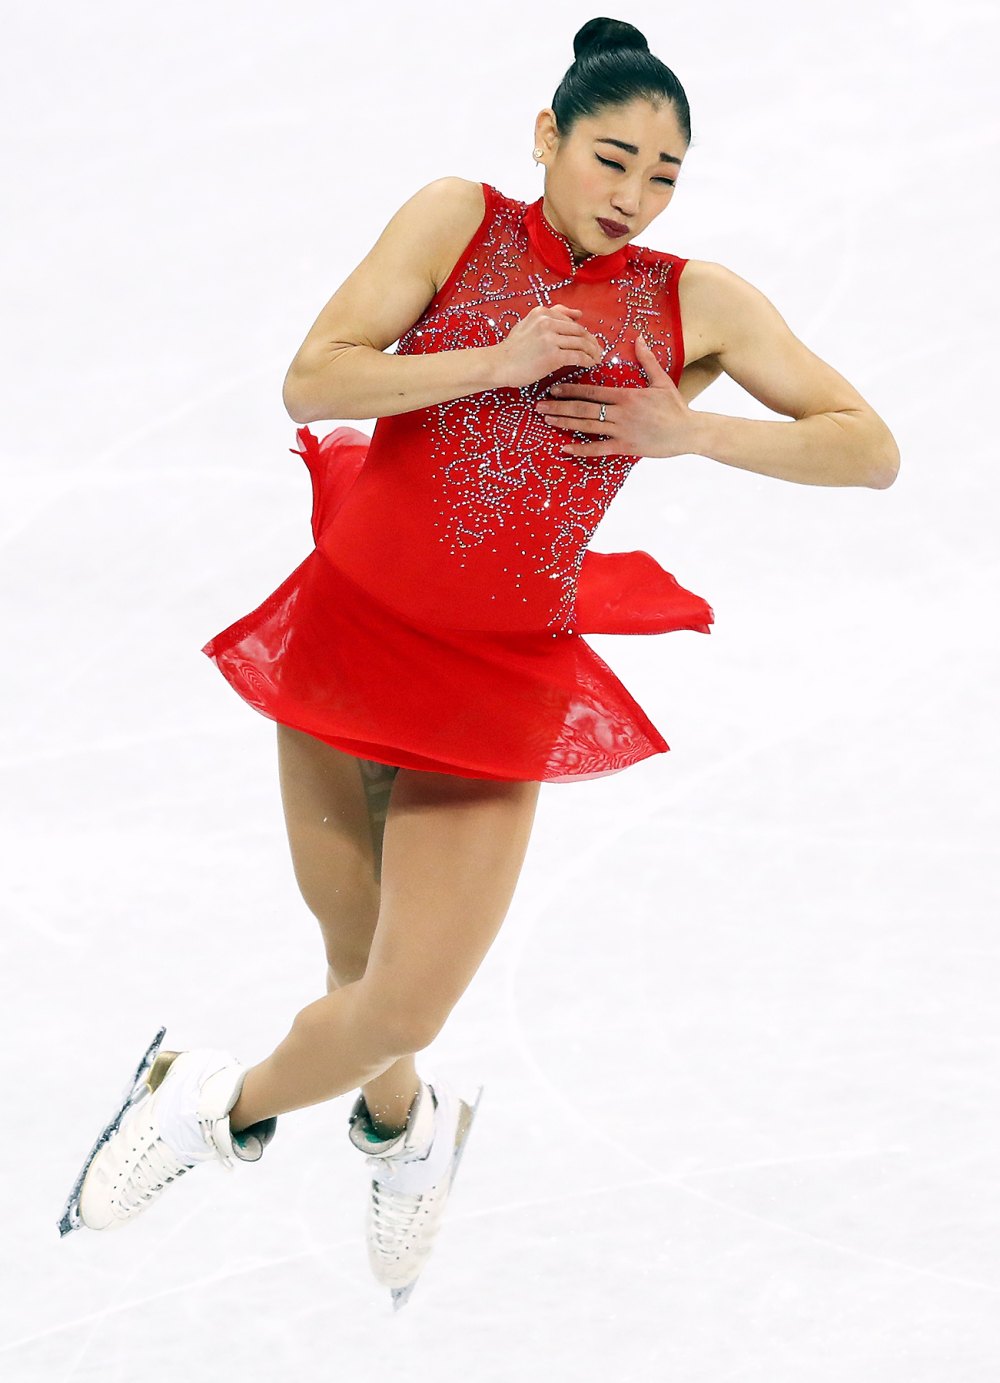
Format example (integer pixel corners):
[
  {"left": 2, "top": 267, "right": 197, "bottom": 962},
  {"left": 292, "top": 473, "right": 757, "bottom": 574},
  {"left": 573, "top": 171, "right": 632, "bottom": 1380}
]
[{"left": 58, "top": 15, "right": 899, "bottom": 1311}]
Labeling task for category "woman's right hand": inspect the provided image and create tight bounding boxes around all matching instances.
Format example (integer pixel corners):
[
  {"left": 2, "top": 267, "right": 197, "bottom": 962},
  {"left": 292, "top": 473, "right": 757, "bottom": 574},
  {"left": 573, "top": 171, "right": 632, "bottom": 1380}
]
[{"left": 494, "top": 305, "right": 604, "bottom": 388}]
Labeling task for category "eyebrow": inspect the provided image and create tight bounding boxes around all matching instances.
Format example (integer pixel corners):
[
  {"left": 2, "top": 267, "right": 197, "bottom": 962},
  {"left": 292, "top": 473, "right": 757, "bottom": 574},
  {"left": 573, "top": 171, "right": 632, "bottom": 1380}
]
[{"left": 595, "top": 137, "right": 682, "bottom": 167}]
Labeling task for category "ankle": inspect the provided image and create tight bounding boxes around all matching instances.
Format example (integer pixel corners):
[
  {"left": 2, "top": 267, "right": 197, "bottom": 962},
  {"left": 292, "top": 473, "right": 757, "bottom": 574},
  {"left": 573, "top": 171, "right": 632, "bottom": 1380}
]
[
  {"left": 228, "top": 1079, "right": 258, "bottom": 1135},
  {"left": 365, "top": 1083, "right": 422, "bottom": 1139}
]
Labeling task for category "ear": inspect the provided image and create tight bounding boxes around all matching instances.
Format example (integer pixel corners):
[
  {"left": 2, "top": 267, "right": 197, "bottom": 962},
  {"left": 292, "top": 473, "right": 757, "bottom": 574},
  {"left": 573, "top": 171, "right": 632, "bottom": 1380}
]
[{"left": 534, "top": 107, "right": 559, "bottom": 152}]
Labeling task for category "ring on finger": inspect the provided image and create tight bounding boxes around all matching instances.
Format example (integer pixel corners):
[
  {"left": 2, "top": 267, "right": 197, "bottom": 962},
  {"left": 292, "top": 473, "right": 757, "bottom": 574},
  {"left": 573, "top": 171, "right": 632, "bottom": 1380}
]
[{"left": 598, "top": 402, "right": 607, "bottom": 423}]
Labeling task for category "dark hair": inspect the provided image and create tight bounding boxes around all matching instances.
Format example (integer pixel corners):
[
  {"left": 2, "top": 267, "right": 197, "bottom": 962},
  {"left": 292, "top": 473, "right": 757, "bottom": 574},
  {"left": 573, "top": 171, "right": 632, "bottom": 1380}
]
[{"left": 551, "top": 17, "right": 691, "bottom": 146}]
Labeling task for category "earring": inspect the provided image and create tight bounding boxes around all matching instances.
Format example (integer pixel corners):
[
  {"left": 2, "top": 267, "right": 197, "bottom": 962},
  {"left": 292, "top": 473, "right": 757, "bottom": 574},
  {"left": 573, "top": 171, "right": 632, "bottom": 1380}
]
[{"left": 533, "top": 147, "right": 544, "bottom": 164}]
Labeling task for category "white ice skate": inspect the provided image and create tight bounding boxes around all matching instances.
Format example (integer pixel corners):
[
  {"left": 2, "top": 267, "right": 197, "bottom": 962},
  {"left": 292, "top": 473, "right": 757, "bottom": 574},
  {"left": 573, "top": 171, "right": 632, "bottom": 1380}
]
[
  {"left": 58, "top": 1026, "right": 277, "bottom": 1236},
  {"left": 348, "top": 1077, "right": 483, "bottom": 1310}
]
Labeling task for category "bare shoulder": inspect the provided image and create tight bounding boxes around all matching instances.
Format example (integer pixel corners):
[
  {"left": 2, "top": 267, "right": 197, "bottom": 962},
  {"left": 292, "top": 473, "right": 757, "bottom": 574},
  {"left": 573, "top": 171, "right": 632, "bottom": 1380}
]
[
  {"left": 677, "top": 256, "right": 875, "bottom": 422},
  {"left": 285, "top": 176, "right": 488, "bottom": 384},
  {"left": 676, "top": 258, "right": 773, "bottom": 363},
  {"left": 414, "top": 176, "right": 488, "bottom": 293},
  {"left": 407, "top": 174, "right": 483, "bottom": 223}
]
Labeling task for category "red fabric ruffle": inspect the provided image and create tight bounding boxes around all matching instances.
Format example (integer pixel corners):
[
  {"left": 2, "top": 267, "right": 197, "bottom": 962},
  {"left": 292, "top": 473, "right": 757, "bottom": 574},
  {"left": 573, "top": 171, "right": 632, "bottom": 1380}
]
[
  {"left": 293, "top": 425, "right": 714, "bottom": 638},
  {"left": 201, "top": 427, "right": 713, "bottom": 782}
]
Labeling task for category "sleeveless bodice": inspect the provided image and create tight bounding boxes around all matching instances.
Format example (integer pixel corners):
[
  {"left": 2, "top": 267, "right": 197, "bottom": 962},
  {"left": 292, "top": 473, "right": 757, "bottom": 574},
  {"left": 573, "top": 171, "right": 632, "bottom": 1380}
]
[
  {"left": 317, "top": 180, "right": 688, "bottom": 633},
  {"left": 203, "top": 179, "right": 713, "bottom": 782}
]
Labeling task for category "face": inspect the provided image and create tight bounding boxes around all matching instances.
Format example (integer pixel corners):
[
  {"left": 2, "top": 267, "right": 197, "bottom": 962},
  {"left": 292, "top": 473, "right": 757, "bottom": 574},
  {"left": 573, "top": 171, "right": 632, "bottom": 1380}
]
[{"left": 533, "top": 97, "right": 687, "bottom": 261}]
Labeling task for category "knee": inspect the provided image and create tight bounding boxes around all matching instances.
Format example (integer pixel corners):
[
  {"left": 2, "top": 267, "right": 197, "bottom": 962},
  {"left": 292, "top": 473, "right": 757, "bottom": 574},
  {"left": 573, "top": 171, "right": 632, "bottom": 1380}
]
[
  {"left": 291, "top": 850, "right": 379, "bottom": 933},
  {"left": 288, "top": 986, "right": 421, "bottom": 1066},
  {"left": 303, "top": 887, "right": 380, "bottom": 944},
  {"left": 325, "top": 949, "right": 370, "bottom": 988},
  {"left": 355, "top": 982, "right": 447, "bottom": 1056}
]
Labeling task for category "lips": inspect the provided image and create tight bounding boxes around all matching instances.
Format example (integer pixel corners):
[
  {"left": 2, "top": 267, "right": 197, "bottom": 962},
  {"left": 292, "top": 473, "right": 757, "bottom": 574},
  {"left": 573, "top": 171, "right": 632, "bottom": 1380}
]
[{"left": 597, "top": 217, "right": 629, "bottom": 236}]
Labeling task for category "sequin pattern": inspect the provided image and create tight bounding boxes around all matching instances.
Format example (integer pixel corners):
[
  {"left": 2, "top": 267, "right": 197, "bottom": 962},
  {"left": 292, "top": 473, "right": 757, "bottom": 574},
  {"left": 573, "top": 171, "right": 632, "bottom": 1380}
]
[
  {"left": 200, "top": 183, "right": 710, "bottom": 784},
  {"left": 392, "top": 187, "right": 684, "bottom": 632},
  {"left": 315, "top": 182, "right": 687, "bottom": 636}
]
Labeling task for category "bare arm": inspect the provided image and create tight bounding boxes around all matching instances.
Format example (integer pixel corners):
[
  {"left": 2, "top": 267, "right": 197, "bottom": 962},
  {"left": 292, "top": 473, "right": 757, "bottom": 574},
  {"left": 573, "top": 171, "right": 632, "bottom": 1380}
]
[
  {"left": 686, "top": 262, "right": 900, "bottom": 488},
  {"left": 676, "top": 353, "right": 724, "bottom": 405},
  {"left": 286, "top": 178, "right": 611, "bottom": 422},
  {"left": 539, "top": 274, "right": 898, "bottom": 488},
  {"left": 282, "top": 178, "right": 504, "bottom": 423}
]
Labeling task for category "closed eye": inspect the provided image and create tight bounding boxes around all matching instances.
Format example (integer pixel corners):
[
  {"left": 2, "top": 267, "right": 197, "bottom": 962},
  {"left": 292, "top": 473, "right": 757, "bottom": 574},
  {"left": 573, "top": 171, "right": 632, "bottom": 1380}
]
[{"left": 595, "top": 153, "right": 675, "bottom": 187}]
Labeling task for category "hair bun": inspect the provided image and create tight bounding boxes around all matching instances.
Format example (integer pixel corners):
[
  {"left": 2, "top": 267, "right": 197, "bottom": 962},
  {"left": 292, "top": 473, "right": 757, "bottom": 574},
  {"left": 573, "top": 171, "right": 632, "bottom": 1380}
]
[{"left": 573, "top": 16, "right": 649, "bottom": 61}]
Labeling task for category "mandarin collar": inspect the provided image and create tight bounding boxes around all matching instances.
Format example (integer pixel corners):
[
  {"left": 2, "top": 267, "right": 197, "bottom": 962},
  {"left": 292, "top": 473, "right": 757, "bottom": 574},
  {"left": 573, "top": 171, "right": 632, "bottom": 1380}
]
[{"left": 522, "top": 196, "right": 631, "bottom": 282}]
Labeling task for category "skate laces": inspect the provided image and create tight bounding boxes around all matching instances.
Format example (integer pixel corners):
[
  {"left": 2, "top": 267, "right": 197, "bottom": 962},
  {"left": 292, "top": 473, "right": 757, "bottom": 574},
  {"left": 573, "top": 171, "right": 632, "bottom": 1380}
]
[
  {"left": 115, "top": 1130, "right": 195, "bottom": 1218},
  {"left": 111, "top": 1060, "right": 239, "bottom": 1218},
  {"left": 366, "top": 1120, "right": 446, "bottom": 1255},
  {"left": 370, "top": 1181, "right": 433, "bottom": 1256}
]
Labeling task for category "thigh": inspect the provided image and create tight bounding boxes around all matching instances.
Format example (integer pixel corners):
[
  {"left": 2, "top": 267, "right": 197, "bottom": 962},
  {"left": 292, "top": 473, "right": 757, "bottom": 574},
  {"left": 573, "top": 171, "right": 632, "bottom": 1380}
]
[
  {"left": 276, "top": 724, "right": 385, "bottom": 973},
  {"left": 356, "top": 757, "right": 400, "bottom": 882},
  {"left": 360, "top": 767, "right": 541, "bottom": 1045}
]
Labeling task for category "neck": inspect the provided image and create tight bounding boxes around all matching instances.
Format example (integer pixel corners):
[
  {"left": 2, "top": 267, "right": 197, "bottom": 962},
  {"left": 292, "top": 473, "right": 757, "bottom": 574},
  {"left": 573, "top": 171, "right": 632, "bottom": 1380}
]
[{"left": 542, "top": 195, "right": 591, "bottom": 264}]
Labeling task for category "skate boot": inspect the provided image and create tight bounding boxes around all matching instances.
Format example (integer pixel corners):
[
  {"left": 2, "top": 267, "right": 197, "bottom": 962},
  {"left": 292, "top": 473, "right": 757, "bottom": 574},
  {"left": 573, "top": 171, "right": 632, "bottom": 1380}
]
[
  {"left": 348, "top": 1076, "right": 483, "bottom": 1310},
  {"left": 58, "top": 1026, "right": 277, "bottom": 1236}
]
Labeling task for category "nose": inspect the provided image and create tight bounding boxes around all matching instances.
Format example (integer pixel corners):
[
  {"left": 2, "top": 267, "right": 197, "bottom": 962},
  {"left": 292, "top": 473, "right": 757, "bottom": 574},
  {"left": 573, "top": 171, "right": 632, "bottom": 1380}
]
[{"left": 611, "top": 184, "right": 640, "bottom": 219}]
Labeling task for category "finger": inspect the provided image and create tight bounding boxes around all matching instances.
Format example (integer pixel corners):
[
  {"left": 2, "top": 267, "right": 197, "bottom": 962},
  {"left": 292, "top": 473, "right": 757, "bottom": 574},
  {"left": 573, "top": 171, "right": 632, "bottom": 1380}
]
[
  {"left": 547, "top": 313, "right": 601, "bottom": 345},
  {"left": 544, "top": 416, "right": 614, "bottom": 435},
  {"left": 557, "top": 440, "right": 620, "bottom": 458},
  {"left": 636, "top": 333, "right": 674, "bottom": 382},
  {"left": 552, "top": 337, "right": 603, "bottom": 366},
  {"left": 550, "top": 318, "right": 600, "bottom": 340},
  {"left": 536, "top": 401, "right": 609, "bottom": 422},
  {"left": 548, "top": 329, "right": 602, "bottom": 363},
  {"left": 548, "top": 354, "right": 601, "bottom": 370},
  {"left": 546, "top": 383, "right": 619, "bottom": 401}
]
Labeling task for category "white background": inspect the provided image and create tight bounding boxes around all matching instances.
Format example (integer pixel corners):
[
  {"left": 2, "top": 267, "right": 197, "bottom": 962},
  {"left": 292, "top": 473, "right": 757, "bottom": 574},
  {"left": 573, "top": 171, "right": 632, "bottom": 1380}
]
[{"left": 3, "top": 1, "right": 998, "bottom": 1378}]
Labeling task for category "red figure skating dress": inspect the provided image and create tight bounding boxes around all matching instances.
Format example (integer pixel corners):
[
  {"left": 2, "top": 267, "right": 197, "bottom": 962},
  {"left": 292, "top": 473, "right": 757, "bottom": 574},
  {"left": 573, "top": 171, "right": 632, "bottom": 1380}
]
[{"left": 201, "top": 181, "right": 714, "bottom": 782}]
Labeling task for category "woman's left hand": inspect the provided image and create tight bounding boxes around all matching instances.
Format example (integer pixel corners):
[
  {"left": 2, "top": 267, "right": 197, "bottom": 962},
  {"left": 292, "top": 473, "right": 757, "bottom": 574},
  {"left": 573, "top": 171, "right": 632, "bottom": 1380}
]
[{"left": 534, "top": 333, "right": 700, "bottom": 460}]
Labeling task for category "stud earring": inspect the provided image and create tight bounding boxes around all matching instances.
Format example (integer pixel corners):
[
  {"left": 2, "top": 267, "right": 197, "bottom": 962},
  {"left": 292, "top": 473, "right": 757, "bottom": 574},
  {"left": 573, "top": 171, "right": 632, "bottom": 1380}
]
[{"left": 533, "top": 147, "right": 544, "bottom": 164}]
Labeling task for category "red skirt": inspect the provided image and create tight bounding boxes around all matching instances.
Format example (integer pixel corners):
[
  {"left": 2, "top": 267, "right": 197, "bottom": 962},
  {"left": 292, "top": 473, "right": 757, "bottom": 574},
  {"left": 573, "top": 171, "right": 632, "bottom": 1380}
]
[{"left": 201, "top": 427, "right": 714, "bottom": 783}]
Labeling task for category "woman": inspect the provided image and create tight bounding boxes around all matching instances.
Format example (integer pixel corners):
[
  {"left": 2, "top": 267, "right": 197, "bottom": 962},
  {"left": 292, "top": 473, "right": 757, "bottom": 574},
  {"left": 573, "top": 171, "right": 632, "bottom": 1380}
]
[{"left": 58, "top": 16, "right": 899, "bottom": 1309}]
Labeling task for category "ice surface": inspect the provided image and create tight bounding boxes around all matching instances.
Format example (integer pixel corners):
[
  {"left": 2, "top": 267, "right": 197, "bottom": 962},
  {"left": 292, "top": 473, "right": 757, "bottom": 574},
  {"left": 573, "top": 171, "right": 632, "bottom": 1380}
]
[{"left": 2, "top": 2, "right": 999, "bottom": 1379}]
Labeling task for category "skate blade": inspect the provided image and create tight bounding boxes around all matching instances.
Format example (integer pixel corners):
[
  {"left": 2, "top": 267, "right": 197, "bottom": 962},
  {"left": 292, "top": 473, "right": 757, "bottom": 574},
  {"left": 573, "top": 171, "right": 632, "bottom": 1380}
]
[
  {"left": 389, "top": 1083, "right": 484, "bottom": 1313},
  {"left": 57, "top": 1026, "right": 173, "bottom": 1237}
]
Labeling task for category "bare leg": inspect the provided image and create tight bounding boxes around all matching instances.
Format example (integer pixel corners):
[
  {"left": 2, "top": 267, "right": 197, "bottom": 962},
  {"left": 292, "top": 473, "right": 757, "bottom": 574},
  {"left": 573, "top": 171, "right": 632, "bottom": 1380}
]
[
  {"left": 271, "top": 725, "right": 422, "bottom": 1134},
  {"left": 230, "top": 738, "right": 540, "bottom": 1130},
  {"left": 323, "top": 964, "right": 420, "bottom": 1135},
  {"left": 351, "top": 757, "right": 421, "bottom": 1134}
]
